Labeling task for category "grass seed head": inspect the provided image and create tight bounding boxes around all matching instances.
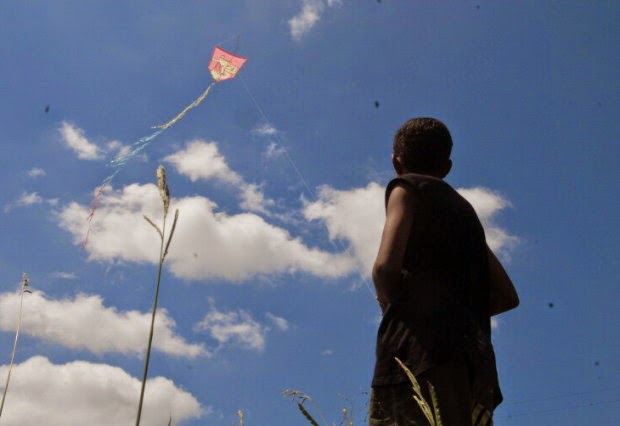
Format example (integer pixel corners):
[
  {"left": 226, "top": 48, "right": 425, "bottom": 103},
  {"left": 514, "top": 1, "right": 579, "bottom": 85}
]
[{"left": 156, "top": 166, "right": 170, "bottom": 216}]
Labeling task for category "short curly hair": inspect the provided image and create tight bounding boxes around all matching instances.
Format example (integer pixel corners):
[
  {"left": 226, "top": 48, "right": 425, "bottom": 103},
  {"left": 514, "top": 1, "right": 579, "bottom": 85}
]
[{"left": 393, "top": 117, "right": 453, "bottom": 172}]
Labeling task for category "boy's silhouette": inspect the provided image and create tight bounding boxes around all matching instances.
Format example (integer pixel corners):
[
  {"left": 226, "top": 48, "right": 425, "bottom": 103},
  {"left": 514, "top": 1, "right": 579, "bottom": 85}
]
[{"left": 369, "top": 118, "right": 518, "bottom": 425}]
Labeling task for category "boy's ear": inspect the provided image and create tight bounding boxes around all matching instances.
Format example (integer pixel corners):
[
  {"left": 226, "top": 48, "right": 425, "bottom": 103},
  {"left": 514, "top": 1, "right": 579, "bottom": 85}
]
[
  {"left": 392, "top": 155, "right": 404, "bottom": 175},
  {"left": 439, "top": 159, "right": 452, "bottom": 178},
  {"left": 438, "top": 159, "right": 452, "bottom": 179}
]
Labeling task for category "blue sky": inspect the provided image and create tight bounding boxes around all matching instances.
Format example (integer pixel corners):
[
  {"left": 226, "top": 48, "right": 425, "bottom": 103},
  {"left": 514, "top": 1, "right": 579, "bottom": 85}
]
[{"left": 0, "top": 1, "right": 618, "bottom": 425}]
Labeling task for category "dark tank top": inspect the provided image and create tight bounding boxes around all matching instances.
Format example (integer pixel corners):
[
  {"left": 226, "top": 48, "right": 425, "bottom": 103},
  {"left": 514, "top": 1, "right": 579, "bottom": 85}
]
[{"left": 372, "top": 174, "right": 502, "bottom": 407}]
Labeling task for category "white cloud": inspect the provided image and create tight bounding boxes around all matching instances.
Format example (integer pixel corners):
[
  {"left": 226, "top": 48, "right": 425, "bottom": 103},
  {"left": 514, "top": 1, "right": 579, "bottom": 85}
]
[
  {"left": 263, "top": 142, "right": 287, "bottom": 160},
  {"left": 0, "top": 290, "right": 205, "bottom": 358},
  {"left": 165, "top": 140, "right": 274, "bottom": 214},
  {"left": 50, "top": 271, "right": 77, "bottom": 280},
  {"left": 304, "top": 182, "right": 385, "bottom": 275},
  {"left": 57, "top": 183, "right": 357, "bottom": 282},
  {"left": 59, "top": 121, "right": 102, "bottom": 160},
  {"left": 0, "top": 356, "right": 205, "bottom": 426},
  {"left": 164, "top": 140, "right": 241, "bottom": 184},
  {"left": 239, "top": 183, "right": 275, "bottom": 214},
  {"left": 289, "top": 0, "right": 325, "bottom": 40},
  {"left": 4, "top": 192, "right": 59, "bottom": 213},
  {"left": 194, "top": 299, "right": 268, "bottom": 351},
  {"left": 253, "top": 123, "right": 279, "bottom": 136},
  {"left": 322, "top": 349, "right": 333, "bottom": 356},
  {"left": 289, "top": 0, "right": 342, "bottom": 40},
  {"left": 17, "top": 192, "right": 43, "bottom": 207},
  {"left": 27, "top": 168, "right": 46, "bottom": 178},
  {"left": 265, "top": 312, "right": 290, "bottom": 331},
  {"left": 303, "top": 182, "right": 518, "bottom": 276}
]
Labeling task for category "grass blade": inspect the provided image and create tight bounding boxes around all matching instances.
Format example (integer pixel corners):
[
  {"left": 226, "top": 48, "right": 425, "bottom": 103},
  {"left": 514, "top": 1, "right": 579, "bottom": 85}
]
[
  {"left": 297, "top": 402, "right": 320, "bottom": 426},
  {"left": 163, "top": 209, "right": 179, "bottom": 259},
  {"left": 143, "top": 215, "right": 163, "bottom": 239},
  {"left": 0, "top": 273, "right": 30, "bottom": 419},
  {"left": 395, "top": 357, "right": 435, "bottom": 426}
]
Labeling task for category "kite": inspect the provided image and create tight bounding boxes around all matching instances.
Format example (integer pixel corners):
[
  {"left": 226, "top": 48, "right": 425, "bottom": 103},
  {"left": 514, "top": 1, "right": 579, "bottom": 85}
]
[
  {"left": 154, "top": 46, "right": 247, "bottom": 129},
  {"left": 84, "top": 46, "right": 247, "bottom": 245}
]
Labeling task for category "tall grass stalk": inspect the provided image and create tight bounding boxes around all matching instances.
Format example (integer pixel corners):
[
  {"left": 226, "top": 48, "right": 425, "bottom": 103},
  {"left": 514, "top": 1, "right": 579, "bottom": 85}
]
[
  {"left": 395, "top": 357, "right": 443, "bottom": 426},
  {"left": 0, "top": 273, "right": 31, "bottom": 419},
  {"left": 283, "top": 389, "right": 324, "bottom": 426},
  {"left": 135, "top": 166, "right": 179, "bottom": 426}
]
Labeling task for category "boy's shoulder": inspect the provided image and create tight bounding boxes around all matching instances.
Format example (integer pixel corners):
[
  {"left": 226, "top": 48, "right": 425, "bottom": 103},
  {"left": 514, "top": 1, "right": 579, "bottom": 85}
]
[
  {"left": 386, "top": 173, "right": 452, "bottom": 200},
  {"left": 389, "top": 173, "right": 449, "bottom": 187},
  {"left": 385, "top": 173, "right": 476, "bottom": 217}
]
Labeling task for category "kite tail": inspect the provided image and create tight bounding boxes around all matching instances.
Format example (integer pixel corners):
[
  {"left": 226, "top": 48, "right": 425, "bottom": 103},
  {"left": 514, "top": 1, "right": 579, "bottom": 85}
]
[
  {"left": 84, "top": 128, "right": 166, "bottom": 246},
  {"left": 153, "top": 82, "right": 216, "bottom": 130},
  {"left": 83, "top": 171, "right": 118, "bottom": 247},
  {"left": 109, "top": 128, "right": 165, "bottom": 168}
]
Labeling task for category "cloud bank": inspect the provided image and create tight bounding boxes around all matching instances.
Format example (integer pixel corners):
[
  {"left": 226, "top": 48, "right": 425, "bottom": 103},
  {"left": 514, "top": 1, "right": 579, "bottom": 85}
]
[
  {"left": 57, "top": 183, "right": 357, "bottom": 282},
  {"left": 57, "top": 140, "right": 516, "bottom": 284},
  {"left": 0, "top": 290, "right": 205, "bottom": 358},
  {"left": 0, "top": 356, "right": 204, "bottom": 426}
]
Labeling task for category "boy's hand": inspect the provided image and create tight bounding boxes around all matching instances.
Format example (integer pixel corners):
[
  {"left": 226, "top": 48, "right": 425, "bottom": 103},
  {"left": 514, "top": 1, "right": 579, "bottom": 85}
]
[{"left": 488, "top": 247, "right": 519, "bottom": 315}]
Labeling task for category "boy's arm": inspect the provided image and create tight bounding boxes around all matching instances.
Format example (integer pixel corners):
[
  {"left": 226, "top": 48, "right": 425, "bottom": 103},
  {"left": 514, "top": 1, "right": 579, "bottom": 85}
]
[
  {"left": 372, "top": 184, "right": 416, "bottom": 312},
  {"left": 488, "top": 247, "right": 520, "bottom": 316}
]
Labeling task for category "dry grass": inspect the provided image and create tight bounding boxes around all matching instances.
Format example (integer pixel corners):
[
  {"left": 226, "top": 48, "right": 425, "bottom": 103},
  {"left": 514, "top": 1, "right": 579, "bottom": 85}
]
[
  {"left": 0, "top": 273, "right": 31, "bottom": 420},
  {"left": 283, "top": 389, "right": 364, "bottom": 426},
  {"left": 283, "top": 389, "right": 322, "bottom": 425},
  {"left": 395, "top": 357, "right": 443, "bottom": 426},
  {"left": 135, "top": 166, "right": 180, "bottom": 426},
  {"left": 281, "top": 359, "right": 444, "bottom": 426}
]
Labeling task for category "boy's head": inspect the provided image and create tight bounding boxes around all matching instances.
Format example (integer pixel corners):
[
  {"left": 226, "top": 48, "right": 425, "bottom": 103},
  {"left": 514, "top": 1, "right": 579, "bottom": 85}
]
[{"left": 392, "top": 117, "right": 453, "bottom": 178}]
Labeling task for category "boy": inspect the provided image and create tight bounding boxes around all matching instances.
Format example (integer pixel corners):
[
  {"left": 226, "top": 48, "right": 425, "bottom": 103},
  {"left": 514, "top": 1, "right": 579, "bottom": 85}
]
[{"left": 369, "top": 118, "right": 518, "bottom": 425}]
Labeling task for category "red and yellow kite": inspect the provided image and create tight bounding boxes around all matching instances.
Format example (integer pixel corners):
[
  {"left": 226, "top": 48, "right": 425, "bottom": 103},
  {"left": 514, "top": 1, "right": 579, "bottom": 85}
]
[
  {"left": 209, "top": 46, "right": 247, "bottom": 82},
  {"left": 155, "top": 46, "right": 247, "bottom": 129}
]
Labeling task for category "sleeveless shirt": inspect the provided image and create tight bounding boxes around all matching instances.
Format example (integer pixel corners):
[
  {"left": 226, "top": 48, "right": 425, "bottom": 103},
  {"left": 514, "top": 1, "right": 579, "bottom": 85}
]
[{"left": 371, "top": 174, "right": 502, "bottom": 408}]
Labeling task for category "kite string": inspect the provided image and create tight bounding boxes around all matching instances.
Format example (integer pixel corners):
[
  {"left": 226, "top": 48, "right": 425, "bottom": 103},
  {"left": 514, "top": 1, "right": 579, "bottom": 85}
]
[
  {"left": 213, "top": 34, "right": 241, "bottom": 51},
  {"left": 238, "top": 75, "right": 376, "bottom": 299},
  {"left": 238, "top": 76, "right": 316, "bottom": 205}
]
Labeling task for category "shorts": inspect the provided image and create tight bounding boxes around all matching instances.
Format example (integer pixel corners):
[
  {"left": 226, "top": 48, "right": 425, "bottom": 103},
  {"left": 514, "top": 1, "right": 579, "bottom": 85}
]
[{"left": 368, "top": 357, "right": 493, "bottom": 426}]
